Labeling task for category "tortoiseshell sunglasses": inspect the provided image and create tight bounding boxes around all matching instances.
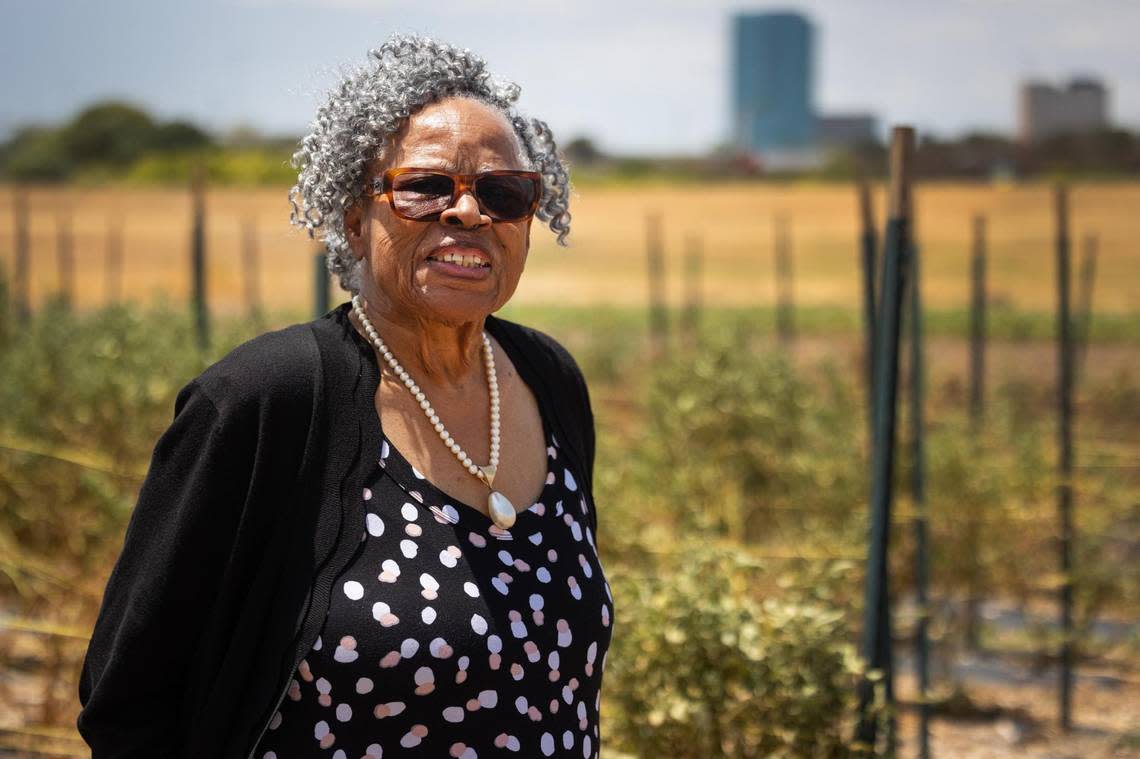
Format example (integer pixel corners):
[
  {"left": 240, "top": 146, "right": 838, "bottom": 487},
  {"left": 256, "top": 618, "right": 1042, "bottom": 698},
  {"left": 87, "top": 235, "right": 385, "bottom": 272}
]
[{"left": 366, "top": 168, "right": 543, "bottom": 223}]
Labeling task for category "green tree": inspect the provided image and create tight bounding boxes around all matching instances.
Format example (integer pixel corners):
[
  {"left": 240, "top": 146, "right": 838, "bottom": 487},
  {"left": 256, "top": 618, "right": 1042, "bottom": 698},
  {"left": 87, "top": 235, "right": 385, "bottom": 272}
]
[
  {"left": 563, "top": 136, "right": 604, "bottom": 164},
  {"left": 59, "top": 101, "right": 157, "bottom": 166},
  {"left": 0, "top": 126, "right": 70, "bottom": 180},
  {"left": 151, "top": 119, "right": 213, "bottom": 151}
]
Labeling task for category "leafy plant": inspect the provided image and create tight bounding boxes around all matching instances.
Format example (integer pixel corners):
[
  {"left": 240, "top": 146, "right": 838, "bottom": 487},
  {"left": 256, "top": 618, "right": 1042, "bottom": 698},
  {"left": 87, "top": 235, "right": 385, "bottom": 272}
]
[
  {"left": 632, "top": 326, "right": 867, "bottom": 546},
  {"left": 0, "top": 299, "right": 255, "bottom": 591},
  {"left": 605, "top": 539, "right": 867, "bottom": 758}
]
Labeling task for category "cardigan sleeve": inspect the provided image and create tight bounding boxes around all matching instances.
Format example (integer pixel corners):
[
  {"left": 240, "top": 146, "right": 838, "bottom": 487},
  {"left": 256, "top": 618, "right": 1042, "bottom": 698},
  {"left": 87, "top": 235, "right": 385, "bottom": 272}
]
[
  {"left": 536, "top": 327, "right": 596, "bottom": 486},
  {"left": 576, "top": 355, "right": 596, "bottom": 484},
  {"left": 563, "top": 344, "right": 595, "bottom": 484},
  {"left": 77, "top": 376, "right": 254, "bottom": 758},
  {"left": 562, "top": 340, "right": 597, "bottom": 533}
]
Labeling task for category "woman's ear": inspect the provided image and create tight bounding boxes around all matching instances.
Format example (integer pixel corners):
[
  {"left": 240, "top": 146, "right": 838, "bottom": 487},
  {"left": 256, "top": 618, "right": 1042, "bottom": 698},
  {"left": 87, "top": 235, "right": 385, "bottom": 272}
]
[{"left": 344, "top": 202, "right": 367, "bottom": 260}]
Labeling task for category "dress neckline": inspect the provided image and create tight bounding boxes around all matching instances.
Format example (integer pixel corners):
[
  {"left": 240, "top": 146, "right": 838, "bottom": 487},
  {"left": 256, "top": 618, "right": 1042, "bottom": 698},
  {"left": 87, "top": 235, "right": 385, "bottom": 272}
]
[
  {"left": 340, "top": 302, "right": 562, "bottom": 530},
  {"left": 337, "top": 303, "right": 572, "bottom": 485},
  {"left": 371, "top": 426, "right": 563, "bottom": 533}
]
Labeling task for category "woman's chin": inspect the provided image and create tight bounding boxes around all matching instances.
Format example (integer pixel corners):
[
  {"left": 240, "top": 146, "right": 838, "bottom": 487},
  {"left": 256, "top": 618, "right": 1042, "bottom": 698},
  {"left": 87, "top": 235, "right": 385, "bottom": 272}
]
[
  {"left": 412, "top": 289, "right": 504, "bottom": 327},
  {"left": 408, "top": 268, "right": 518, "bottom": 326}
]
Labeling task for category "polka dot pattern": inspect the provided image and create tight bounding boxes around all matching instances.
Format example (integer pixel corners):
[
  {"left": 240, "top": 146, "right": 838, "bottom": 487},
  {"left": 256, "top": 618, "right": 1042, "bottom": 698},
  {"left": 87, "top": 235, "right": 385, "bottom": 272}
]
[{"left": 254, "top": 431, "right": 612, "bottom": 758}]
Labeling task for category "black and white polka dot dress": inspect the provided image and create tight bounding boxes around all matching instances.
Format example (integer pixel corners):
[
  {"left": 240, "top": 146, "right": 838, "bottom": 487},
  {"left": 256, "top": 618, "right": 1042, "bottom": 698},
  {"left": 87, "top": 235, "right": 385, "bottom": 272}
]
[{"left": 253, "top": 427, "right": 613, "bottom": 758}]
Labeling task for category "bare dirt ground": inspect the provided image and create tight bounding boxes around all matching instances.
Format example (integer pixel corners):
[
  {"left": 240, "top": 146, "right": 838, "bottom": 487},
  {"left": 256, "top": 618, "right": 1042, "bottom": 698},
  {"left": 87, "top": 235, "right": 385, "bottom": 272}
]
[{"left": 895, "top": 665, "right": 1139, "bottom": 759}]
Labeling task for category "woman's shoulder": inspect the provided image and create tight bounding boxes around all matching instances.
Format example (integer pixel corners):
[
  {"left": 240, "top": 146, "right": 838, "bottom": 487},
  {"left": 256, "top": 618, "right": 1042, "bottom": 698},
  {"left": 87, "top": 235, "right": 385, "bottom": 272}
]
[
  {"left": 190, "top": 320, "right": 323, "bottom": 421},
  {"left": 485, "top": 314, "right": 587, "bottom": 386},
  {"left": 485, "top": 314, "right": 594, "bottom": 458}
]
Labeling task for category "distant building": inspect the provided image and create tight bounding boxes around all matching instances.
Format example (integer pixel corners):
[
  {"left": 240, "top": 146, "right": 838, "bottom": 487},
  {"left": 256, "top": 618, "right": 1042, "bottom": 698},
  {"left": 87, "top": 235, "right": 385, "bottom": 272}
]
[
  {"left": 816, "top": 114, "right": 878, "bottom": 148},
  {"left": 1019, "top": 78, "right": 1109, "bottom": 142},
  {"left": 731, "top": 12, "right": 816, "bottom": 157},
  {"left": 730, "top": 12, "right": 878, "bottom": 170}
]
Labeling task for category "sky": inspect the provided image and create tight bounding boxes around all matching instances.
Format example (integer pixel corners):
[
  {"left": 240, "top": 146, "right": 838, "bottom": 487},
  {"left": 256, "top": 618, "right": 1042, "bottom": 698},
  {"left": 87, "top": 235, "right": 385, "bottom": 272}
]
[{"left": 3, "top": 0, "right": 1139, "bottom": 154}]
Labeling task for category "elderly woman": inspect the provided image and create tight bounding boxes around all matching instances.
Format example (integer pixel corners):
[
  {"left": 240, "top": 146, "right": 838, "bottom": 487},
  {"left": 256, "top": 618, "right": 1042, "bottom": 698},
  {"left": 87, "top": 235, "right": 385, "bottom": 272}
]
[{"left": 77, "top": 34, "right": 612, "bottom": 759}]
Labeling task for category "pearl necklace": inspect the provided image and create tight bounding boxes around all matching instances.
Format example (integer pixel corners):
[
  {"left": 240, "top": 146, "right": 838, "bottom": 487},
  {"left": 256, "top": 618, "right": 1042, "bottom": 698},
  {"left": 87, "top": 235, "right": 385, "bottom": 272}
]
[{"left": 350, "top": 294, "right": 516, "bottom": 529}]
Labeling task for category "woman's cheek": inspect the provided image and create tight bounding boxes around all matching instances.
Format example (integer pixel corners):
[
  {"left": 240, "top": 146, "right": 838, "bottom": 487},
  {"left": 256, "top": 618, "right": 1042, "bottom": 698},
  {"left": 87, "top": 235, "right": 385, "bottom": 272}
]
[{"left": 372, "top": 224, "right": 424, "bottom": 291}]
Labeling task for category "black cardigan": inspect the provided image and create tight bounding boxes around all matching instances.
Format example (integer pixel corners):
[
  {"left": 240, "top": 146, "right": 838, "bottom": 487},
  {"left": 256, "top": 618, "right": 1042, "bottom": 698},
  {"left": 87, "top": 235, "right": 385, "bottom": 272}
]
[{"left": 76, "top": 301, "right": 598, "bottom": 759}]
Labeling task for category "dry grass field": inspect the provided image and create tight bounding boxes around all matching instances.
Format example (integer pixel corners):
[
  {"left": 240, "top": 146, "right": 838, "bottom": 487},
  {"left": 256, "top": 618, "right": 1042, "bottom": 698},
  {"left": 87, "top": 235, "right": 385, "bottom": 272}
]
[
  {"left": 1, "top": 181, "right": 1138, "bottom": 318},
  {"left": 2, "top": 181, "right": 1138, "bottom": 757}
]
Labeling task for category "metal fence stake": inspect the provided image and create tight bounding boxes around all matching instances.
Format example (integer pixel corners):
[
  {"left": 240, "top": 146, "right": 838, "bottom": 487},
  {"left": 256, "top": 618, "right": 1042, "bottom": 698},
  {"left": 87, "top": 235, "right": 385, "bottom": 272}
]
[{"left": 857, "top": 125, "right": 916, "bottom": 754}]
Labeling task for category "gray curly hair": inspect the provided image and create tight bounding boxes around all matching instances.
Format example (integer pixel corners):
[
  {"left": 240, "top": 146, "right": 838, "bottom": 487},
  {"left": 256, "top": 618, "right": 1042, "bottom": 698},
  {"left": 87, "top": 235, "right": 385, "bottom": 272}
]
[{"left": 288, "top": 34, "right": 572, "bottom": 293}]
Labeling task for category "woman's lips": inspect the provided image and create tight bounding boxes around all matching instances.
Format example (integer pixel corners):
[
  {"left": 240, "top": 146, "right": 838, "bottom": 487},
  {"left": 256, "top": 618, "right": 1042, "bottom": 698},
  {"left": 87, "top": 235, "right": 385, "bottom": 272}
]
[{"left": 425, "top": 246, "right": 492, "bottom": 281}]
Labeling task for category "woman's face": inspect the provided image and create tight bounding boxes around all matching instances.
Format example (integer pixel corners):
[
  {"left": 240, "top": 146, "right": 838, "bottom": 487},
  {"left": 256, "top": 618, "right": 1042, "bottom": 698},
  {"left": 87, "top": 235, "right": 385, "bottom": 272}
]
[{"left": 346, "top": 96, "right": 534, "bottom": 328}]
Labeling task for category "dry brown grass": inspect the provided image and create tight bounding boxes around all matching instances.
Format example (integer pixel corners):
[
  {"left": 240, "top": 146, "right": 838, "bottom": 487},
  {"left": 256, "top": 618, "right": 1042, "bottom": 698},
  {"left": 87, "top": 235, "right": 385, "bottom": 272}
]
[{"left": 1, "top": 181, "right": 1138, "bottom": 315}]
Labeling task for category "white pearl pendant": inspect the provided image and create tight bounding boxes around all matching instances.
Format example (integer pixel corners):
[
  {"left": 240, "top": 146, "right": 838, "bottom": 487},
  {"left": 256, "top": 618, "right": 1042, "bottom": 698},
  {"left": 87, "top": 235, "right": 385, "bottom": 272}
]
[{"left": 488, "top": 490, "right": 516, "bottom": 530}]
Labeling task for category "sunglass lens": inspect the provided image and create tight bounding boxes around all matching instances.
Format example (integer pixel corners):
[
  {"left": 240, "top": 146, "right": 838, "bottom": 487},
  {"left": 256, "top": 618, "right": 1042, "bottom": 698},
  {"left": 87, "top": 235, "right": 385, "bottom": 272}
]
[
  {"left": 475, "top": 175, "right": 539, "bottom": 221},
  {"left": 390, "top": 172, "right": 455, "bottom": 219}
]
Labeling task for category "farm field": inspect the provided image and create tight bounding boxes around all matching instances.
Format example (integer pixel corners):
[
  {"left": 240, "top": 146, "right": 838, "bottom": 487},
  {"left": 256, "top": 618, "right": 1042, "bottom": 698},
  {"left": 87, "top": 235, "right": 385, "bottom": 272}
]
[
  {"left": 2, "top": 181, "right": 1139, "bottom": 317},
  {"left": 1, "top": 181, "right": 1138, "bottom": 757}
]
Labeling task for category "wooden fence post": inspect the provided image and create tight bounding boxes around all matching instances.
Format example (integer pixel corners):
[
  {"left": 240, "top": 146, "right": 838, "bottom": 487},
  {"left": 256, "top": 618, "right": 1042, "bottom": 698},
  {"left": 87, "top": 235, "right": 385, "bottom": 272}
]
[
  {"left": 190, "top": 164, "right": 210, "bottom": 351},
  {"left": 774, "top": 212, "right": 795, "bottom": 345},
  {"left": 105, "top": 214, "right": 123, "bottom": 305},
  {"left": 56, "top": 205, "right": 75, "bottom": 310},
  {"left": 969, "top": 214, "right": 987, "bottom": 427},
  {"left": 242, "top": 216, "right": 263, "bottom": 324},
  {"left": 681, "top": 233, "right": 703, "bottom": 345},
  {"left": 647, "top": 212, "right": 668, "bottom": 359},
  {"left": 0, "top": 219, "right": 9, "bottom": 346},
  {"left": 1054, "top": 183, "right": 1075, "bottom": 732},
  {"left": 1075, "top": 232, "right": 1097, "bottom": 384},
  {"left": 13, "top": 188, "right": 31, "bottom": 323},
  {"left": 857, "top": 126, "right": 915, "bottom": 753},
  {"left": 963, "top": 213, "right": 988, "bottom": 652}
]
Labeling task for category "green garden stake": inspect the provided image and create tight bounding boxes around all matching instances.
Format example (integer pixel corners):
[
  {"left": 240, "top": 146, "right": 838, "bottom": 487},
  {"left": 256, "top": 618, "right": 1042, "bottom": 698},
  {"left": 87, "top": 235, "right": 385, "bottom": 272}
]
[
  {"left": 909, "top": 239, "right": 931, "bottom": 759},
  {"left": 858, "top": 178, "right": 878, "bottom": 434},
  {"left": 857, "top": 126, "right": 914, "bottom": 754}
]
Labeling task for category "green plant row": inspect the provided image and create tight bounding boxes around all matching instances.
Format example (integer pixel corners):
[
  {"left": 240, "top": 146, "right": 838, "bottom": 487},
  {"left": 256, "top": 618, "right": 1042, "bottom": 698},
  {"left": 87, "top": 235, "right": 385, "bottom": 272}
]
[
  {"left": 1, "top": 301, "right": 1136, "bottom": 755},
  {"left": 498, "top": 302, "right": 1140, "bottom": 349}
]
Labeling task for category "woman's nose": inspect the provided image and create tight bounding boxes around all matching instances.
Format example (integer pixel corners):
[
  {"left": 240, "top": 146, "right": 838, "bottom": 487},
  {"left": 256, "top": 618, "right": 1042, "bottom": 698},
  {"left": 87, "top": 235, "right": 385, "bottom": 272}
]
[{"left": 440, "top": 191, "right": 489, "bottom": 228}]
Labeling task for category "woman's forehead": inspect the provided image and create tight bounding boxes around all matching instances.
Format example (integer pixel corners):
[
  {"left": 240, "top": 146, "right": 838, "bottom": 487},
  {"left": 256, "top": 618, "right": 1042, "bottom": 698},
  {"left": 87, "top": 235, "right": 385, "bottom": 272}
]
[{"left": 389, "top": 98, "right": 526, "bottom": 168}]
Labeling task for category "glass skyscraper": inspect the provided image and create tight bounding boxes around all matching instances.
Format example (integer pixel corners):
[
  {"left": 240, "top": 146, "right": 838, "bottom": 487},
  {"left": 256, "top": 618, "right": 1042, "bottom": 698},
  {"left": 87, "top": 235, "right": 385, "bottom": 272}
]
[{"left": 732, "top": 11, "right": 816, "bottom": 154}]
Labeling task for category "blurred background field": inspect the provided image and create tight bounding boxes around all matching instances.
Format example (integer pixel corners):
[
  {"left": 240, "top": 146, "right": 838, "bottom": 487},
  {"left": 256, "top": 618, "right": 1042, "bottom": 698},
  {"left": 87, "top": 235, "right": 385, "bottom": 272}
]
[
  {"left": 1, "top": 176, "right": 1137, "bottom": 757},
  {"left": 3, "top": 181, "right": 1139, "bottom": 316},
  {"left": 3, "top": 1, "right": 1140, "bottom": 756}
]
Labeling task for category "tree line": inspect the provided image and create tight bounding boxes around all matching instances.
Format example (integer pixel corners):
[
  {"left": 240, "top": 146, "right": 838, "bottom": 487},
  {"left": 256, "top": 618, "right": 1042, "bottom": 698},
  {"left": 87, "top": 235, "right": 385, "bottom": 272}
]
[
  {"left": 0, "top": 101, "right": 296, "bottom": 185},
  {"left": 4, "top": 100, "right": 1138, "bottom": 185}
]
